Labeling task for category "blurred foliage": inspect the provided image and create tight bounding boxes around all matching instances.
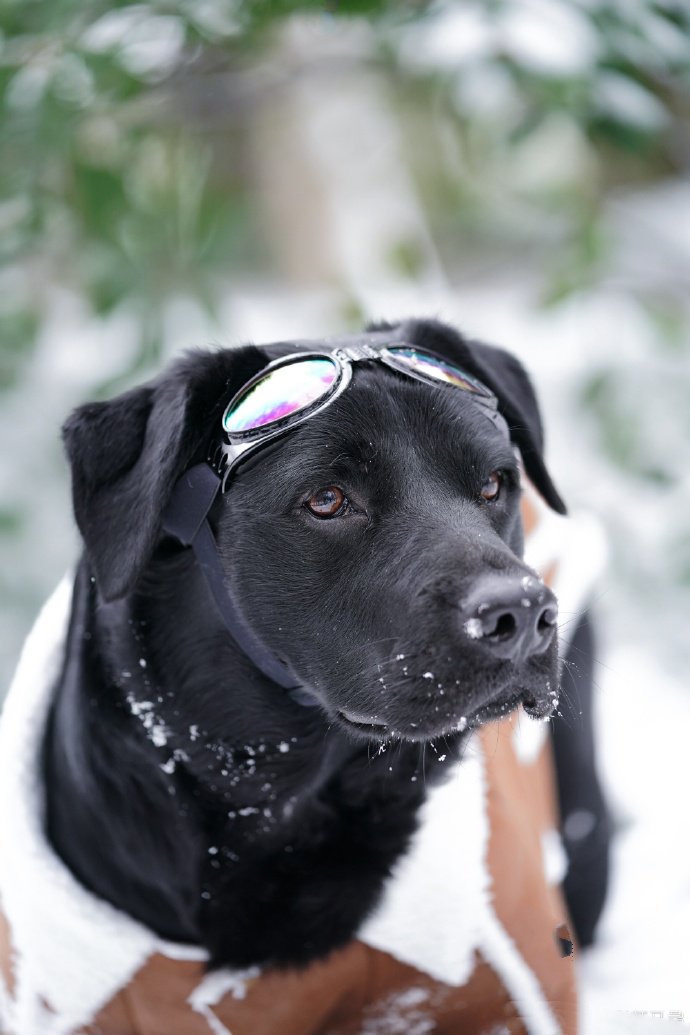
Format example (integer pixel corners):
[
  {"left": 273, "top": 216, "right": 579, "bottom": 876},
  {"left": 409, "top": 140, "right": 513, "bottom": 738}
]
[
  {"left": 0, "top": 0, "right": 688, "bottom": 371},
  {"left": 386, "top": 1, "right": 689, "bottom": 301},
  {"left": 580, "top": 368, "right": 675, "bottom": 485}
]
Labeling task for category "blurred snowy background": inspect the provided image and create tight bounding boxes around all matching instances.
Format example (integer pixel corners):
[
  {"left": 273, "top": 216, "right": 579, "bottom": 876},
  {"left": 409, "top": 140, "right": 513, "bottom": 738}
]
[{"left": 0, "top": 1, "right": 689, "bottom": 1030}]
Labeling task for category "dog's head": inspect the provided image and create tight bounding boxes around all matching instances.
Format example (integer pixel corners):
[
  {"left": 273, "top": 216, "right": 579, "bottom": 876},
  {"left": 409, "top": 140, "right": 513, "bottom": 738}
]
[{"left": 63, "top": 319, "right": 565, "bottom": 744}]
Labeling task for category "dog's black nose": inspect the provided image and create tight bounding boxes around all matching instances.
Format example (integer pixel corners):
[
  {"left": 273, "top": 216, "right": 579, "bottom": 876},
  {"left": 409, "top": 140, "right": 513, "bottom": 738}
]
[{"left": 461, "top": 574, "right": 557, "bottom": 662}]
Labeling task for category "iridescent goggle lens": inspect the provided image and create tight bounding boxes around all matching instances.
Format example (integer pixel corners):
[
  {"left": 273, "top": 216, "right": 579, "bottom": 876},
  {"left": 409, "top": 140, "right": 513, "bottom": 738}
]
[
  {"left": 385, "top": 347, "right": 492, "bottom": 397},
  {"left": 223, "top": 356, "right": 339, "bottom": 436}
]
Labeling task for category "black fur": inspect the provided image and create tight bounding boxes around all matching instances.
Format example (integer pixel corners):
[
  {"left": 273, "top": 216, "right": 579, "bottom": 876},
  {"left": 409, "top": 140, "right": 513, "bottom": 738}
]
[
  {"left": 553, "top": 612, "right": 611, "bottom": 949},
  {"left": 43, "top": 319, "right": 598, "bottom": 970}
]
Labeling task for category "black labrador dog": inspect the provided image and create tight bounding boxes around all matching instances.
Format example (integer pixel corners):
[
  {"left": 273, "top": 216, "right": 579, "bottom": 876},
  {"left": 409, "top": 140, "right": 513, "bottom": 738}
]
[{"left": 44, "top": 317, "right": 609, "bottom": 970}]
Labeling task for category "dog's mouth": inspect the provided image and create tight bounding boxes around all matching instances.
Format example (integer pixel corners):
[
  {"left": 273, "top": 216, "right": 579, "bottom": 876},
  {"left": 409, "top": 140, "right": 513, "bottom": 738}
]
[
  {"left": 337, "top": 686, "right": 556, "bottom": 742},
  {"left": 337, "top": 710, "right": 391, "bottom": 737},
  {"left": 463, "top": 688, "right": 556, "bottom": 726},
  {"left": 521, "top": 691, "right": 559, "bottom": 720}
]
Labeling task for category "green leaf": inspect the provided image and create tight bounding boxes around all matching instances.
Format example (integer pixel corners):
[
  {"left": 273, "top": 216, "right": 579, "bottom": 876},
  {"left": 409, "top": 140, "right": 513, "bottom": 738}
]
[{"left": 0, "top": 309, "right": 39, "bottom": 391}]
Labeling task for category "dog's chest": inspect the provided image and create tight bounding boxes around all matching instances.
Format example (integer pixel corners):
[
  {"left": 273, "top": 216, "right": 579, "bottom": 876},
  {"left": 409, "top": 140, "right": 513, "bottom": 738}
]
[{"left": 196, "top": 742, "right": 439, "bottom": 967}]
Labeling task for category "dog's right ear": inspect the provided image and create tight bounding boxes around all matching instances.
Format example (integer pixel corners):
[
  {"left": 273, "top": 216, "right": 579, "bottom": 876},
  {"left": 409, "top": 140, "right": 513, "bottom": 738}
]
[
  {"left": 396, "top": 318, "right": 567, "bottom": 515},
  {"left": 62, "top": 347, "right": 267, "bottom": 602}
]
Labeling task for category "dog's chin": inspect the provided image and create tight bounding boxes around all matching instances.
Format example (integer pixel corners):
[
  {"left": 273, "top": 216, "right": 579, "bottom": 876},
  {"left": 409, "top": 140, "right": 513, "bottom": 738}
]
[
  {"left": 336, "top": 710, "right": 393, "bottom": 740},
  {"left": 466, "top": 688, "right": 556, "bottom": 727},
  {"left": 336, "top": 685, "right": 557, "bottom": 743}
]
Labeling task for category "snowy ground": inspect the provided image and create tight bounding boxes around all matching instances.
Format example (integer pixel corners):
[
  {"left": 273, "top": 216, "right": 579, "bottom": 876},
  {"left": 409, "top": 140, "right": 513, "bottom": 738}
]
[{"left": 579, "top": 647, "right": 690, "bottom": 1032}]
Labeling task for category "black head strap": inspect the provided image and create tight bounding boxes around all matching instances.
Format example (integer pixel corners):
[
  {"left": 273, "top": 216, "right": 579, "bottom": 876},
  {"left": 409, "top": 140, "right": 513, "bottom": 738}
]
[{"left": 162, "top": 463, "right": 304, "bottom": 692}]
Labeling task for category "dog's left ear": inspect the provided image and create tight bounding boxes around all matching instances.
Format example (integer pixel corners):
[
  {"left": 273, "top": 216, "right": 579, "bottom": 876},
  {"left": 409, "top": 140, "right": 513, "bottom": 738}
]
[
  {"left": 397, "top": 319, "right": 567, "bottom": 514},
  {"left": 62, "top": 346, "right": 267, "bottom": 602}
]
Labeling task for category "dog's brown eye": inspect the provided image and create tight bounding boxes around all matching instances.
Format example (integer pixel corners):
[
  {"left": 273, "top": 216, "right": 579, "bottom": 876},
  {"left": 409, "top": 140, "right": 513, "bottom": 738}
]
[
  {"left": 306, "top": 486, "right": 348, "bottom": 518},
  {"left": 480, "top": 472, "right": 502, "bottom": 502}
]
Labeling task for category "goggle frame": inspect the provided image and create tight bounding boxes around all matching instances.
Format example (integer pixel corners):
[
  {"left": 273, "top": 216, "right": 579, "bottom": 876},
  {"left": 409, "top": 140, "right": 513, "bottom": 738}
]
[{"left": 209, "top": 343, "right": 501, "bottom": 490}]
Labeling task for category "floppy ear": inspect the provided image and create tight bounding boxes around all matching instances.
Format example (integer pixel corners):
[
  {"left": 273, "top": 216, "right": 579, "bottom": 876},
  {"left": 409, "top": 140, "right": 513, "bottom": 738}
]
[
  {"left": 62, "top": 346, "right": 267, "bottom": 602},
  {"left": 398, "top": 318, "right": 567, "bottom": 514}
]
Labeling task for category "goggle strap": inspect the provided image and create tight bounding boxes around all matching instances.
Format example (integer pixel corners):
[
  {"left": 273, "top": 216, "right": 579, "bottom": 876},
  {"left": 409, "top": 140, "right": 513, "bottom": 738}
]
[
  {"left": 163, "top": 463, "right": 221, "bottom": 546},
  {"left": 163, "top": 464, "right": 302, "bottom": 692}
]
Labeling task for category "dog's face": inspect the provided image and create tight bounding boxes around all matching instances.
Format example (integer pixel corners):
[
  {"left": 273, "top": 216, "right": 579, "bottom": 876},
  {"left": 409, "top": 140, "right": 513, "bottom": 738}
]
[
  {"left": 63, "top": 320, "right": 565, "bottom": 746},
  {"left": 220, "top": 363, "right": 558, "bottom": 741}
]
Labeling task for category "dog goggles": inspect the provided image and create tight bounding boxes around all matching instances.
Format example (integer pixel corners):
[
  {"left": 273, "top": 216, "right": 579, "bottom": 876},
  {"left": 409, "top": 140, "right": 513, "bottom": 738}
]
[
  {"left": 209, "top": 343, "right": 501, "bottom": 487},
  {"left": 164, "top": 342, "right": 503, "bottom": 696}
]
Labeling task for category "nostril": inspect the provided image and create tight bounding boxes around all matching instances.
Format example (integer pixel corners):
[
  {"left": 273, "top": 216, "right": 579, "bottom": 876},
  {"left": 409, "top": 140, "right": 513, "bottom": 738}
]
[
  {"left": 537, "top": 607, "right": 558, "bottom": 634},
  {"left": 486, "top": 612, "right": 517, "bottom": 641},
  {"left": 461, "top": 574, "right": 558, "bottom": 660}
]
